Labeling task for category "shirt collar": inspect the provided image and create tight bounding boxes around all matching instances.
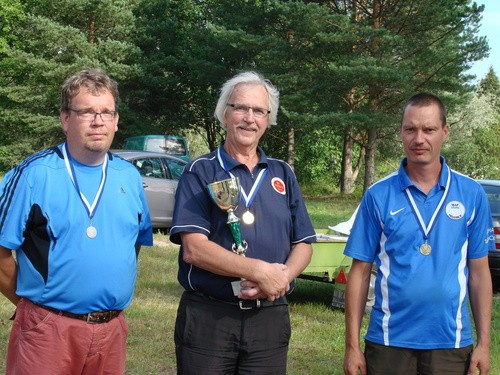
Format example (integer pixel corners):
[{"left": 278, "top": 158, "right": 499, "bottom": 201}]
[
  {"left": 219, "top": 140, "right": 269, "bottom": 171},
  {"left": 398, "top": 156, "right": 449, "bottom": 191}
]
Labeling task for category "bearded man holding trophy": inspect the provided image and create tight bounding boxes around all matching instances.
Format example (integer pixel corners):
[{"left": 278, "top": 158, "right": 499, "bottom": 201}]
[{"left": 169, "top": 71, "right": 316, "bottom": 374}]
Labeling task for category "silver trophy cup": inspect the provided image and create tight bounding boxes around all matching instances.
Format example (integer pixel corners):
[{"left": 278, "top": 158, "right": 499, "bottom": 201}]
[{"left": 207, "top": 177, "right": 247, "bottom": 256}]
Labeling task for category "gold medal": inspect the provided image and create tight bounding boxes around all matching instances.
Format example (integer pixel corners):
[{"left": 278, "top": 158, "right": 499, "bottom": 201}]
[
  {"left": 242, "top": 210, "right": 255, "bottom": 225},
  {"left": 419, "top": 243, "right": 431, "bottom": 255},
  {"left": 86, "top": 225, "right": 97, "bottom": 239}
]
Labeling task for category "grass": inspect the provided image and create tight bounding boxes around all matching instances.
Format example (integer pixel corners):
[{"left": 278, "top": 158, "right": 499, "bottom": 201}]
[
  {"left": 305, "top": 195, "right": 360, "bottom": 230},
  {"left": 0, "top": 197, "right": 499, "bottom": 374}
]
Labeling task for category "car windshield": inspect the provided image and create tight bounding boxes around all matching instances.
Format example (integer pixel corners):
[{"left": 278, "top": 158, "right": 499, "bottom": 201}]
[{"left": 147, "top": 138, "right": 186, "bottom": 155}]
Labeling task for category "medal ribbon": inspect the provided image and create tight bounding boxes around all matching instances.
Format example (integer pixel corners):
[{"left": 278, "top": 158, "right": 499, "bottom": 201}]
[
  {"left": 62, "top": 143, "right": 108, "bottom": 222},
  {"left": 217, "top": 145, "right": 268, "bottom": 209},
  {"left": 405, "top": 166, "right": 450, "bottom": 242}
]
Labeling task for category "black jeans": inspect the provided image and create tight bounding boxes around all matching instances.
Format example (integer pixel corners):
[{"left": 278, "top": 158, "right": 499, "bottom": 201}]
[{"left": 175, "top": 291, "right": 291, "bottom": 375}]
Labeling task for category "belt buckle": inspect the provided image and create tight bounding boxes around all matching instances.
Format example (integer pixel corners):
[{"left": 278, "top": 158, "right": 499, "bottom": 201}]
[
  {"left": 238, "top": 300, "right": 261, "bottom": 310},
  {"left": 86, "top": 312, "right": 107, "bottom": 324},
  {"left": 86, "top": 313, "right": 97, "bottom": 324}
]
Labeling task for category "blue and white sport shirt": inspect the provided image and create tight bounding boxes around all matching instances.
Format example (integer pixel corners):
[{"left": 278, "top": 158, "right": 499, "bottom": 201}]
[
  {"left": 344, "top": 157, "right": 494, "bottom": 349},
  {"left": 0, "top": 145, "right": 153, "bottom": 313}
]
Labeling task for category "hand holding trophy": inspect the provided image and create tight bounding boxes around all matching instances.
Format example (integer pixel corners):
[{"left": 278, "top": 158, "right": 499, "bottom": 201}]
[{"left": 207, "top": 177, "right": 247, "bottom": 256}]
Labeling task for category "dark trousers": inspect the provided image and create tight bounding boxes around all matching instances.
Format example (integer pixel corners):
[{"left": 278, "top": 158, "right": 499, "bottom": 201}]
[
  {"left": 365, "top": 340, "right": 473, "bottom": 375},
  {"left": 175, "top": 291, "right": 291, "bottom": 375}
]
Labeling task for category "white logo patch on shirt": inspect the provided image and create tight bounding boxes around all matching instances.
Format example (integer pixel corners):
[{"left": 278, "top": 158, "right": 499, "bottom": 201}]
[{"left": 445, "top": 201, "right": 465, "bottom": 220}]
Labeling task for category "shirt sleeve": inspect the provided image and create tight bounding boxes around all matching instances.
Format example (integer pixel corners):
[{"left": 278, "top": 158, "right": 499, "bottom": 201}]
[
  {"left": 169, "top": 170, "right": 213, "bottom": 244},
  {"left": 343, "top": 190, "right": 382, "bottom": 263},
  {"left": 0, "top": 168, "right": 32, "bottom": 250},
  {"left": 136, "top": 178, "right": 153, "bottom": 246},
  {"left": 288, "top": 174, "right": 316, "bottom": 244}
]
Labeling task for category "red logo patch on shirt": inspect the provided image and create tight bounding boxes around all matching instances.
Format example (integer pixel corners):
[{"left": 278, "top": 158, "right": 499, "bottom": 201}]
[{"left": 272, "top": 177, "right": 286, "bottom": 195}]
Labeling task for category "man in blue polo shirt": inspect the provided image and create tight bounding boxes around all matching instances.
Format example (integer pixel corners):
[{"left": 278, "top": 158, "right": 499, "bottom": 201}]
[
  {"left": 343, "top": 93, "right": 493, "bottom": 374},
  {"left": 0, "top": 68, "right": 153, "bottom": 374},
  {"left": 170, "top": 71, "right": 315, "bottom": 374}
]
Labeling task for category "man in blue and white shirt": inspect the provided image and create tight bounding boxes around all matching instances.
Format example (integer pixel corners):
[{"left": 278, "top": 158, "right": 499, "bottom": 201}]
[
  {"left": 343, "top": 93, "right": 493, "bottom": 375},
  {"left": 0, "top": 68, "right": 152, "bottom": 374}
]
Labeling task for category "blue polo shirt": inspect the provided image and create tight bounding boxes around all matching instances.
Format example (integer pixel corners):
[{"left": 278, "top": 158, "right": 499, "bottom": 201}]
[
  {"left": 170, "top": 143, "right": 316, "bottom": 301},
  {"left": 344, "top": 157, "right": 494, "bottom": 349},
  {"left": 0, "top": 145, "right": 153, "bottom": 313}
]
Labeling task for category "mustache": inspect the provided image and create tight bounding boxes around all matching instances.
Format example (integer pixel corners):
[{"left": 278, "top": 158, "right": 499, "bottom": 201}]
[{"left": 235, "top": 123, "right": 257, "bottom": 130}]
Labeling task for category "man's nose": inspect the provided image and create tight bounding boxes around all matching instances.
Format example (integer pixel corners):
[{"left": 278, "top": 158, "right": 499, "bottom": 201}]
[
  {"left": 91, "top": 113, "right": 105, "bottom": 124},
  {"left": 413, "top": 130, "right": 425, "bottom": 143},
  {"left": 243, "top": 108, "right": 256, "bottom": 121}
]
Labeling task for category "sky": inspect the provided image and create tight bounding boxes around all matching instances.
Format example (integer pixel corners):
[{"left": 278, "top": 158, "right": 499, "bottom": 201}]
[{"left": 467, "top": 0, "right": 500, "bottom": 81}]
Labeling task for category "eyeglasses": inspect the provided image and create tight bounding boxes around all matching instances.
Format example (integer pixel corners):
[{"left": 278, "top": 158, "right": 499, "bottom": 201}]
[
  {"left": 69, "top": 108, "right": 117, "bottom": 122},
  {"left": 227, "top": 103, "right": 270, "bottom": 118}
]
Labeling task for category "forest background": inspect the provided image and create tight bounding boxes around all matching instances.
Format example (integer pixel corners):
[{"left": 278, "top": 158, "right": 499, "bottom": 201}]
[{"left": 0, "top": 0, "right": 499, "bottom": 195}]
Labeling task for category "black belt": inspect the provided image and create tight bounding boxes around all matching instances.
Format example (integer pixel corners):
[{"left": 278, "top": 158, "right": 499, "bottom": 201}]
[
  {"left": 192, "top": 292, "right": 288, "bottom": 310},
  {"left": 32, "top": 301, "right": 121, "bottom": 324}
]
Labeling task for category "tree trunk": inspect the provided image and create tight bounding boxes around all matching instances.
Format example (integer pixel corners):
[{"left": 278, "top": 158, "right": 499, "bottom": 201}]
[
  {"left": 363, "top": 0, "right": 381, "bottom": 191},
  {"left": 206, "top": 120, "right": 219, "bottom": 151},
  {"left": 340, "top": 126, "right": 355, "bottom": 193},
  {"left": 287, "top": 125, "right": 295, "bottom": 170},
  {"left": 363, "top": 126, "right": 377, "bottom": 190},
  {"left": 340, "top": 126, "right": 365, "bottom": 194}
]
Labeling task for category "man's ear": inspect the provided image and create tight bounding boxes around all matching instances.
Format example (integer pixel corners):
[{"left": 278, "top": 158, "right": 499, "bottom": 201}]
[
  {"left": 443, "top": 123, "right": 449, "bottom": 141},
  {"left": 60, "top": 111, "right": 70, "bottom": 133}
]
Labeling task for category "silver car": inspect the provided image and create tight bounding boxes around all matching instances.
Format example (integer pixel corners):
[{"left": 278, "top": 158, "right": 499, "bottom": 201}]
[{"left": 112, "top": 150, "right": 187, "bottom": 229}]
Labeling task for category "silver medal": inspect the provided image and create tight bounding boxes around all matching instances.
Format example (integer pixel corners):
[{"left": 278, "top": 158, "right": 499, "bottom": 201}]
[{"left": 86, "top": 225, "right": 97, "bottom": 239}]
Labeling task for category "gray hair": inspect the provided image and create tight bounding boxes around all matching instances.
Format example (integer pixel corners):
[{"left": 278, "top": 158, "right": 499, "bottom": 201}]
[{"left": 214, "top": 71, "right": 279, "bottom": 129}]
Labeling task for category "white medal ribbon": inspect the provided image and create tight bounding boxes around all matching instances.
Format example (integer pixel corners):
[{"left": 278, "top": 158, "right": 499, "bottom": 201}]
[
  {"left": 62, "top": 143, "right": 107, "bottom": 227},
  {"left": 405, "top": 166, "right": 451, "bottom": 241}
]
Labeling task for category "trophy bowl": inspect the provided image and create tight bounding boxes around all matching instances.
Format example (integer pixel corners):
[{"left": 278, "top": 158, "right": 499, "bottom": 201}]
[
  {"left": 207, "top": 177, "right": 241, "bottom": 213},
  {"left": 207, "top": 177, "right": 247, "bottom": 257}
]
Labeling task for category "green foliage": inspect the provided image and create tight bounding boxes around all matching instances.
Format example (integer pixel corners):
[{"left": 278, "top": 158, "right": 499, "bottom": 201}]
[
  {"left": 294, "top": 126, "right": 344, "bottom": 185},
  {"left": 478, "top": 67, "right": 500, "bottom": 109},
  {"left": 445, "top": 72, "right": 500, "bottom": 179},
  {"left": 0, "top": 0, "right": 24, "bottom": 54},
  {"left": 0, "top": 0, "right": 141, "bottom": 168},
  {"left": 0, "top": 0, "right": 497, "bottom": 190}
]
